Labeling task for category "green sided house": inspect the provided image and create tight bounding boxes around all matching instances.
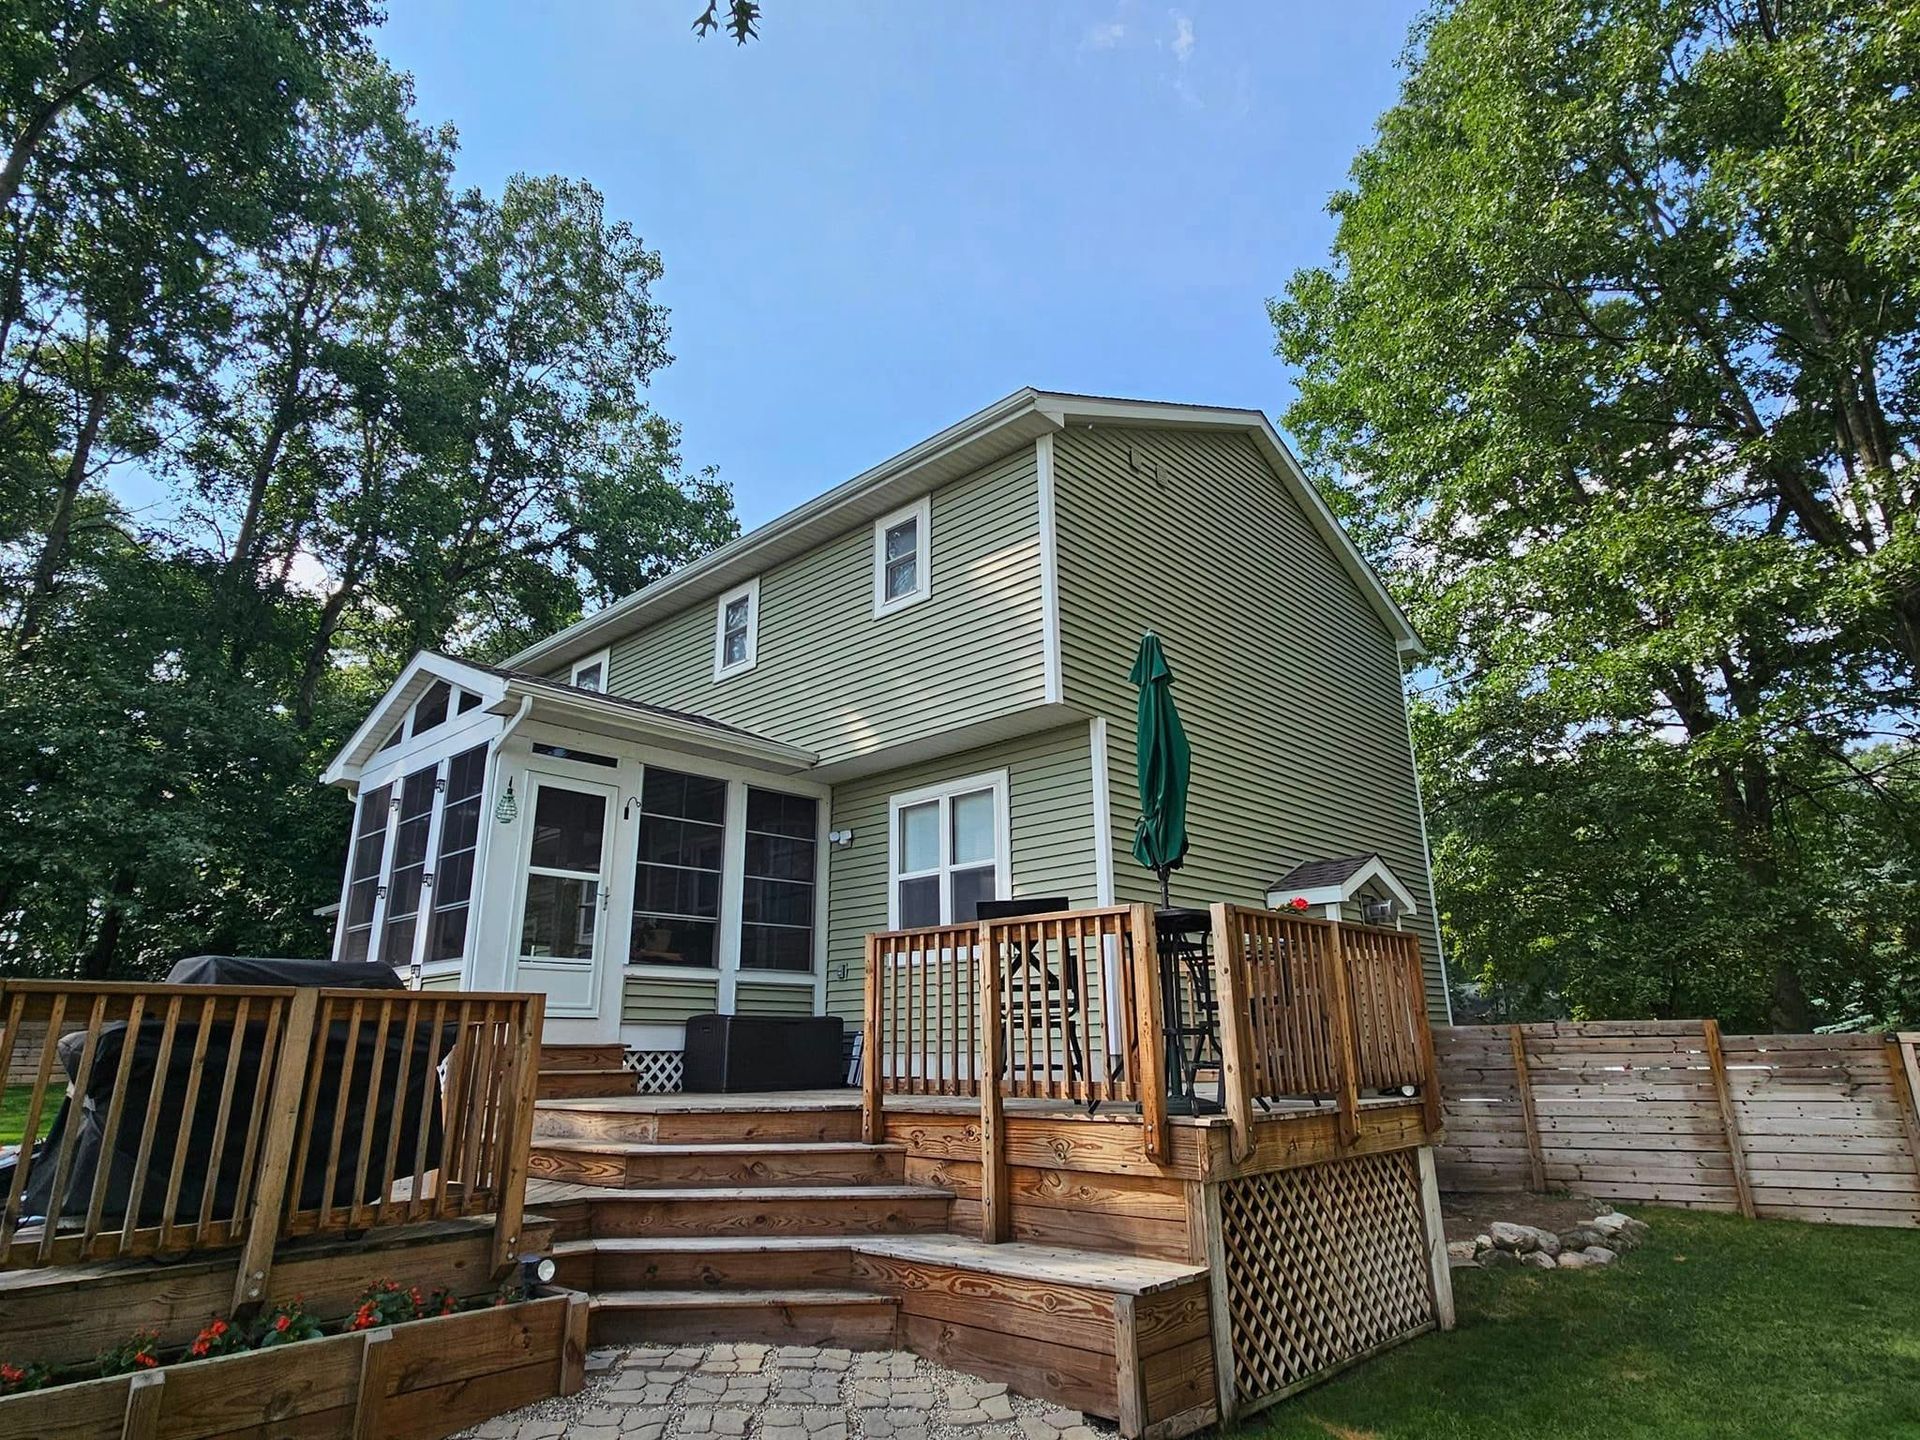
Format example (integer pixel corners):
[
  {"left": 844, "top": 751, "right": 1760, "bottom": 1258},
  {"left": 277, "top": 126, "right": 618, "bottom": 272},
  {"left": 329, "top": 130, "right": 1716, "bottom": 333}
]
[{"left": 319, "top": 390, "right": 1449, "bottom": 1068}]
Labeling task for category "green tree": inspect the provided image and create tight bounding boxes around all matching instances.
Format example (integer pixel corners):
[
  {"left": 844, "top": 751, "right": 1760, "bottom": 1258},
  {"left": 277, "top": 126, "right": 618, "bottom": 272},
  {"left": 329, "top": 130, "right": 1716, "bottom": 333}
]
[{"left": 1273, "top": 0, "right": 1920, "bottom": 1029}]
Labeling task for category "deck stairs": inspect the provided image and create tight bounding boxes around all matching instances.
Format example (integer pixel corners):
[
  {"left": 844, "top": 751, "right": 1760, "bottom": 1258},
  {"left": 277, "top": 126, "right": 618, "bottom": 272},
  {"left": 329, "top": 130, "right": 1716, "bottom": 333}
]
[
  {"left": 536, "top": 1044, "right": 638, "bottom": 1100},
  {"left": 524, "top": 1093, "right": 1214, "bottom": 1429}
]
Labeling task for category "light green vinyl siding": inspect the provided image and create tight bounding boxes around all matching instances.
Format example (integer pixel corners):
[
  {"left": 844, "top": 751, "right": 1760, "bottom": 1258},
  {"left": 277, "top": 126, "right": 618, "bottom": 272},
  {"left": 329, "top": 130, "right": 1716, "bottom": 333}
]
[
  {"left": 604, "top": 449, "right": 1045, "bottom": 765},
  {"left": 418, "top": 971, "right": 461, "bottom": 992},
  {"left": 1053, "top": 426, "right": 1447, "bottom": 1019},
  {"left": 821, "top": 724, "right": 1099, "bottom": 1021},
  {"left": 735, "top": 981, "right": 817, "bottom": 1016},
  {"left": 623, "top": 973, "right": 721, "bottom": 1024}
]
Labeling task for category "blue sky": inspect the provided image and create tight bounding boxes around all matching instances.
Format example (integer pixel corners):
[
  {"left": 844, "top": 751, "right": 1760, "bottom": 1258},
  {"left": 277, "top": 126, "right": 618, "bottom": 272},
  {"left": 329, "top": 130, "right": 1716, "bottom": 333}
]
[{"left": 377, "top": 2, "right": 1423, "bottom": 529}]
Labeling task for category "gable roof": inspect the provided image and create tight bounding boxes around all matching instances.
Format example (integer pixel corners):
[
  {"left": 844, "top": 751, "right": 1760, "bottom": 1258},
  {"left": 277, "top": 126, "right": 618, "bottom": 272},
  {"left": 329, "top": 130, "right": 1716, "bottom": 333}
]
[
  {"left": 505, "top": 389, "right": 1421, "bottom": 675},
  {"left": 1268, "top": 852, "right": 1420, "bottom": 916},
  {"left": 320, "top": 650, "right": 814, "bottom": 786}
]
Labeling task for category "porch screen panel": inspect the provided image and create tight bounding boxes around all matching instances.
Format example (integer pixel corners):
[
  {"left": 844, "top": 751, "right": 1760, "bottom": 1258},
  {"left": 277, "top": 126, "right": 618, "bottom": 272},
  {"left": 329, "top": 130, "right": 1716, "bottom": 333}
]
[
  {"left": 742, "top": 789, "right": 817, "bottom": 972},
  {"left": 339, "top": 782, "right": 391, "bottom": 964},
  {"left": 379, "top": 763, "right": 437, "bottom": 966},
  {"left": 631, "top": 767, "right": 725, "bottom": 968},
  {"left": 426, "top": 745, "right": 486, "bottom": 963}
]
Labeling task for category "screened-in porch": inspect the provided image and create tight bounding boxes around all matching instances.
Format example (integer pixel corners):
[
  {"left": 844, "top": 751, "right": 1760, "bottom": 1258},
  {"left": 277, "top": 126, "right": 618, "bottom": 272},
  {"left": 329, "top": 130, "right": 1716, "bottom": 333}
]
[{"left": 320, "top": 652, "right": 829, "bottom": 1045}]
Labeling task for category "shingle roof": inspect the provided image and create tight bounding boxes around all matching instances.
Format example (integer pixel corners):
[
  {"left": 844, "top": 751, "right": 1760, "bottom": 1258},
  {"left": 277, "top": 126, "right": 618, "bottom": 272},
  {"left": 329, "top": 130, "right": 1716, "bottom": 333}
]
[
  {"left": 442, "top": 653, "right": 786, "bottom": 746},
  {"left": 1270, "top": 854, "right": 1379, "bottom": 891}
]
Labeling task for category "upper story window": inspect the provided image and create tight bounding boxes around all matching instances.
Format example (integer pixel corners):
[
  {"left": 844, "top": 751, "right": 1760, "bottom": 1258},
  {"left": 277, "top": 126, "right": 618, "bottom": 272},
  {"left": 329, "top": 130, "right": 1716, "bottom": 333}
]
[
  {"left": 570, "top": 649, "right": 609, "bottom": 693},
  {"left": 411, "top": 680, "right": 451, "bottom": 735},
  {"left": 713, "top": 578, "right": 759, "bottom": 680},
  {"left": 872, "top": 497, "right": 930, "bottom": 617}
]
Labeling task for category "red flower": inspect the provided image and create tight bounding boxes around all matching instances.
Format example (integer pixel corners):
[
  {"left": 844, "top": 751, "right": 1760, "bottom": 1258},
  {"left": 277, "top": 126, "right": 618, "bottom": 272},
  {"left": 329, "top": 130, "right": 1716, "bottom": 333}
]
[
  {"left": 135, "top": 1353, "right": 158, "bottom": 1368},
  {"left": 1, "top": 1365, "right": 23, "bottom": 1384},
  {"left": 1288, "top": 897, "right": 1309, "bottom": 911},
  {"left": 274, "top": 1316, "right": 291, "bottom": 1333}
]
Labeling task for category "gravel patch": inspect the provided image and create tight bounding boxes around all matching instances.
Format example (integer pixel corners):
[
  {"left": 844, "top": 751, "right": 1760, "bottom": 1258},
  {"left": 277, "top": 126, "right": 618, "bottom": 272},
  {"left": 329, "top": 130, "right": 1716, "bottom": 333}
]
[{"left": 458, "top": 1342, "right": 1117, "bottom": 1440}]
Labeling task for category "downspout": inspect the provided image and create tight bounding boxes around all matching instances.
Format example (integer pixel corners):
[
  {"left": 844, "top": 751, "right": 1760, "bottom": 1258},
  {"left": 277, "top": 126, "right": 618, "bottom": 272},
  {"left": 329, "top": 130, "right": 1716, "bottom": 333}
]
[{"left": 468, "top": 694, "right": 535, "bottom": 992}]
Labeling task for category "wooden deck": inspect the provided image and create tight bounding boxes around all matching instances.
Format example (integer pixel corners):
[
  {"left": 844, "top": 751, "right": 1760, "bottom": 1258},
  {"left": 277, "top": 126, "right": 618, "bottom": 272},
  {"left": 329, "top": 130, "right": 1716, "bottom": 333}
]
[{"left": 525, "top": 1085, "right": 1444, "bottom": 1436}]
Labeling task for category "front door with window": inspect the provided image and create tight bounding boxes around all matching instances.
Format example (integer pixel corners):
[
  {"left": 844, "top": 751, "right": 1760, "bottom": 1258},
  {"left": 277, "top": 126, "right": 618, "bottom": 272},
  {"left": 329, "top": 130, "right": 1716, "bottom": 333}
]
[{"left": 510, "top": 774, "right": 617, "bottom": 1018}]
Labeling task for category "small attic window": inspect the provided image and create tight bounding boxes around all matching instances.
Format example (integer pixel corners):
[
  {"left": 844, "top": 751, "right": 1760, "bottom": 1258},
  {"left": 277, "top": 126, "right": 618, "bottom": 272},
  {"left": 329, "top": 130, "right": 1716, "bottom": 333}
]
[
  {"left": 411, "top": 679, "right": 451, "bottom": 736},
  {"left": 376, "top": 723, "right": 403, "bottom": 752},
  {"left": 571, "top": 648, "right": 610, "bottom": 693},
  {"left": 456, "top": 688, "right": 481, "bottom": 714}
]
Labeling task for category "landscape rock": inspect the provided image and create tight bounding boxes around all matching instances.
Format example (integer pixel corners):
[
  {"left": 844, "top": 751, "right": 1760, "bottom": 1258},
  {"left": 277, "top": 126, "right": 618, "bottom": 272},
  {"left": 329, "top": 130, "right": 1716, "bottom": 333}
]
[
  {"left": 1488, "top": 1221, "right": 1538, "bottom": 1252},
  {"left": 1481, "top": 1247, "right": 1522, "bottom": 1268},
  {"left": 1555, "top": 1251, "right": 1590, "bottom": 1269},
  {"left": 1521, "top": 1251, "right": 1558, "bottom": 1270},
  {"left": 1581, "top": 1245, "right": 1618, "bottom": 1265},
  {"left": 1446, "top": 1240, "right": 1480, "bottom": 1264}
]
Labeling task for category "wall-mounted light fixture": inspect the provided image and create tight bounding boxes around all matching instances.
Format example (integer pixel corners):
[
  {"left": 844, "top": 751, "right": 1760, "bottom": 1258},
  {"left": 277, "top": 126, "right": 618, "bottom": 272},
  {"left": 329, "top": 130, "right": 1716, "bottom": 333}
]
[{"left": 828, "top": 829, "right": 855, "bottom": 849}]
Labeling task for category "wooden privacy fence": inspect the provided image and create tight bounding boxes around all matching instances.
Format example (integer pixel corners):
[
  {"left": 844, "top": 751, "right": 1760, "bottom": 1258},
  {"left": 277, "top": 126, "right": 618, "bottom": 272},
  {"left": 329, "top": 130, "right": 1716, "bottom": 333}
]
[
  {"left": 0, "top": 980, "right": 544, "bottom": 1304},
  {"left": 1435, "top": 1021, "right": 1920, "bottom": 1228},
  {"left": 1208, "top": 904, "right": 1439, "bottom": 1161}
]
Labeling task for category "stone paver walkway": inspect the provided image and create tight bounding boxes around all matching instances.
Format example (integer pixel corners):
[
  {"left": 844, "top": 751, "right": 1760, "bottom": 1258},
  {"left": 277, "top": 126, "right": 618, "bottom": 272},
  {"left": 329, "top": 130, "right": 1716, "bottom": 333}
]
[{"left": 462, "top": 1343, "right": 1115, "bottom": 1440}]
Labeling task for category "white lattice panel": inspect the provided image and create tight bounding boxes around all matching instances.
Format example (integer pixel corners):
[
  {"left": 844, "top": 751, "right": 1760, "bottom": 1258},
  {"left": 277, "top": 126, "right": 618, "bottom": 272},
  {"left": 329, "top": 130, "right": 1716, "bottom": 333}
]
[{"left": 623, "top": 1048, "right": 684, "bottom": 1094}]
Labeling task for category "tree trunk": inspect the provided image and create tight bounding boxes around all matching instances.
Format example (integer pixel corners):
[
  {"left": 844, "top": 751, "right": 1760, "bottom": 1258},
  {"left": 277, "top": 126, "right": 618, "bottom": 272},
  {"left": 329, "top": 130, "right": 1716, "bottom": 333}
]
[
  {"left": 15, "top": 359, "right": 114, "bottom": 651},
  {"left": 78, "top": 871, "right": 134, "bottom": 980}
]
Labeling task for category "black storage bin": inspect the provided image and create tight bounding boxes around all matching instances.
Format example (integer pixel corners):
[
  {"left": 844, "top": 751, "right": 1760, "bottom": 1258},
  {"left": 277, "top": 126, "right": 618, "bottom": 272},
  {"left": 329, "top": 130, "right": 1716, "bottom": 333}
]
[{"left": 682, "top": 1013, "right": 847, "bottom": 1093}]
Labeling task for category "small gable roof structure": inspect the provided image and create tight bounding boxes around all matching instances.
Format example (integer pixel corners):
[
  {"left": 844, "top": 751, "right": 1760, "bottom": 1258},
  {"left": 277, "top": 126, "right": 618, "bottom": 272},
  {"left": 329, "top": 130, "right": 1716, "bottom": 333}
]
[{"left": 1267, "top": 852, "right": 1419, "bottom": 917}]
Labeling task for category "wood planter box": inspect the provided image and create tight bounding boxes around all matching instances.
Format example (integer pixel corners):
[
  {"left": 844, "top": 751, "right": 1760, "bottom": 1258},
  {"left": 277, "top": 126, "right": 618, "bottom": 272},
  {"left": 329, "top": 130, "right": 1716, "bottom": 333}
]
[{"left": 4, "top": 1290, "right": 588, "bottom": 1440}]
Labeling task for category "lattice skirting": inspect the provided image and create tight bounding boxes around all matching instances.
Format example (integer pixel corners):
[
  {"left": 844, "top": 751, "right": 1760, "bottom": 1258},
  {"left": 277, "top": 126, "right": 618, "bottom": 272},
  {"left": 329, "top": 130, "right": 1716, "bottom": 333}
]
[
  {"left": 623, "top": 1048, "right": 684, "bottom": 1094},
  {"left": 1219, "top": 1149, "right": 1435, "bottom": 1410}
]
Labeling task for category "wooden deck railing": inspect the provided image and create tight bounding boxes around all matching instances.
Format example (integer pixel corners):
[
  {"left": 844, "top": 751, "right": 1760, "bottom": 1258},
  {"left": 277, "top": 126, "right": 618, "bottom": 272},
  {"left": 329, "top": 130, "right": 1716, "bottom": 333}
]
[
  {"left": 862, "top": 904, "right": 1168, "bottom": 1241},
  {"left": 1209, "top": 903, "right": 1439, "bottom": 1160},
  {"left": 0, "top": 981, "right": 542, "bottom": 1307}
]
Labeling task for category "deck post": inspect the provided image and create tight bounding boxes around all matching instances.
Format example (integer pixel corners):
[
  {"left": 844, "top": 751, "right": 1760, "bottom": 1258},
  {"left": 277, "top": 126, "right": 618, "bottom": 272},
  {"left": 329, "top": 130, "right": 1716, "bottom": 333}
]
[
  {"left": 1209, "top": 904, "right": 1255, "bottom": 1164},
  {"left": 231, "top": 986, "right": 319, "bottom": 1313},
  {"left": 1129, "top": 903, "right": 1170, "bottom": 1165},
  {"left": 1323, "top": 923, "right": 1361, "bottom": 1149},
  {"left": 1887, "top": 1034, "right": 1920, "bottom": 1195},
  {"left": 1410, "top": 939, "right": 1443, "bottom": 1136},
  {"left": 490, "top": 992, "right": 546, "bottom": 1277},
  {"left": 861, "top": 935, "right": 884, "bottom": 1145},
  {"left": 977, "top": 920, "right": 1010, "bottom": 1243},
  {"left": 1191, "top": 1178, "right": 1238, "bottom": 1424},
  {"left": 350, "top": 1327, "right": 395, "bottom": 1440},
  {"left": 1415, "top": 1146, "right": 1454, "bottom": 1331},
  {"left": 1508, "top": 1024, "right": 1546, "bottom": 1193}
]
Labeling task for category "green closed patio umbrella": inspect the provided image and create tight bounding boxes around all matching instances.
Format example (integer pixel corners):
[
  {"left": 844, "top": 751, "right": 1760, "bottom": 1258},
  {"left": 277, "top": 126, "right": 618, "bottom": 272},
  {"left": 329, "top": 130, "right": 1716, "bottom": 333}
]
[{"left": 1129, "top": 632, "right": 1191, "bottom": 908}]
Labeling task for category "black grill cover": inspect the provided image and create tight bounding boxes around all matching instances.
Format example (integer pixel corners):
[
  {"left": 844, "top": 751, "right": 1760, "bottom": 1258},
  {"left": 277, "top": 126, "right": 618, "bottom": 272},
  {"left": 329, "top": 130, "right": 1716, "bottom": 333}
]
[{"left": 7, "top": 957, "right": 448, "bottom": 1230}]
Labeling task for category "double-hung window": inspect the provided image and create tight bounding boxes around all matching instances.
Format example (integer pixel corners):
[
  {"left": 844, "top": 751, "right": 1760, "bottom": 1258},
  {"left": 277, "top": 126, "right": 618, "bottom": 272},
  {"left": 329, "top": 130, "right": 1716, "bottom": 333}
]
[
  {"left": 888, "top": 771, "right": 1008, "bottom": 928},
  {"left": 713, "top": 578, "right": 759, "bottom": 680},
  {"left": 872, "top": 497, "right": 930, "bottom": 616},
  {"left": 631, "top": 767, "right": 727, "bottom": 967}
]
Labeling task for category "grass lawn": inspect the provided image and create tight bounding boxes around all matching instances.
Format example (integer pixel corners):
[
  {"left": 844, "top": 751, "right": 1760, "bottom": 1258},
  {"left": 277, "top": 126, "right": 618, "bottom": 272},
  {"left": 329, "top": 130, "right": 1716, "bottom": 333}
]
[
  {"left": 0, "top": 1087, "right": 57, "bottom": 1147},
  {"left": 1249, "top": 1208, "right": 1920, "bottom": 1440}
]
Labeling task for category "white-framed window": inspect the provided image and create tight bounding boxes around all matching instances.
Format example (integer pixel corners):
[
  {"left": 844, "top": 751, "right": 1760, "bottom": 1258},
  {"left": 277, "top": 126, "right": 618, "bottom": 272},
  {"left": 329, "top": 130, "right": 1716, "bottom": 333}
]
[
  {"left": 570, "top": 648, "right": 610, "bottom": 693},
  {"left": 713, "top": 578, "right": 759, "bottom": 679},
  {"left": 872, "top": 497, "right": 930, "bottom": 617},
  {"left": 887, "top": 770, "right": 1009, "bottom": 929}
]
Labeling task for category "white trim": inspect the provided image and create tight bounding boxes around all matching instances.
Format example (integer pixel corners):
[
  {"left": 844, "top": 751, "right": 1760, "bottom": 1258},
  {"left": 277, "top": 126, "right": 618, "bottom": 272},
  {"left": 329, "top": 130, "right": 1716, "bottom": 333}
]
[
  {"left": 872, "top": 496, "right": 932, "bottom": 618},
  {"left": 1277, "top": 854, "right": 1420, "bottom": 918},
  {"left": 1088, "top": 718, "right": 1115, "bottom": 907},
  {"left": 323, "top": 651, "right": 508, "bottom": 785},
  {"left": 505, "top": 389, "right": 1416, "bottom": 675},
  {"left": 711, "top": 577, "right": 760, "bottom": 681},
  {"left": 402, "top": 755, "right": 453, "bottom": 983},
  {"left": 885, "top": 768, "right": 1011, "bottom": 928},
  {"left": 1036, "top": 433, "right": 1062, "bottom": 704},
  {"left": 505, "top": 769, "right": 620, "bottom": 1019},
  {"left": 569, "top": 647, "right": 611, "bottom": 693},
  {"left": 715, "top": 779, "right": 747, "bottom": 1012},
  {"left": 1401, "top": 684, "right": 1452, "bottom": 1023}
]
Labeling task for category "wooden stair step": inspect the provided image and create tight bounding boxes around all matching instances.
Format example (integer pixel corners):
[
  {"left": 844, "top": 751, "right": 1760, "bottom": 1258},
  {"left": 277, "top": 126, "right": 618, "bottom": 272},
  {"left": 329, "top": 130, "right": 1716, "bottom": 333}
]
[
  {"left": 534, "top": 1097, "right": 863, "bottom": 1145},
  {"left": 539, "top": 1044, "right": 627, "bottom": 1068},
  {"left": 529, "top": 1140, "right": 907, "bottom": 1189},
  {"left": 536, "top": 1070, "right": 638, "bottom": 1100},
  {"left": 552, "top": 1236, "right": 859, "bottom": 1291},
  {"left": 587, "top": 1288, "right": 900, "bottom": 1348},
  {"left": 581, "top": 1186, "right": 953, "bottom": 1239}
]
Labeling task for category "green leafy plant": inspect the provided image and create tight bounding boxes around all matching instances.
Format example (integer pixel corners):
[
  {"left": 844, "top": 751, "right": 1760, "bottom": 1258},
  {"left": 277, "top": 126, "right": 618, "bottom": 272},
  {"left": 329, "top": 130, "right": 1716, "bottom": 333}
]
[
  {"left": 345, "top": 1279, "right": 429, "bottom": 1331},
  {"left": 187, "top": 1316, "right": 247, "bottom": 1360},
  {"left": 0, "top": 1361, "right": 51, "bottom": 1395},
  {"left": 95, "top": 1332, "right": 161, "bottom": 1376},
  {"left": 255, "top": 1299, "right": 323, "bottom": 1348}
]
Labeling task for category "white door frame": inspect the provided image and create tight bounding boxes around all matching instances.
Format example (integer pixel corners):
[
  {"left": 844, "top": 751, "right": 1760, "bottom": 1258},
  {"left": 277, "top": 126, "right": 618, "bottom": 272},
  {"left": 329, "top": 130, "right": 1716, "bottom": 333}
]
[{"left": 506, "top": 768, "right": 620, "bottom": 1021}]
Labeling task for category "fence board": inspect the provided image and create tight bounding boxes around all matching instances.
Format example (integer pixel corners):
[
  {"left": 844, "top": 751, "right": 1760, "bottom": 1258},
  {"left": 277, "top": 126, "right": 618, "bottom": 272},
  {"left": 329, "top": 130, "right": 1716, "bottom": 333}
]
[{"left": 1435, "top": 1021, "right": 1920, "bottom": 1229}]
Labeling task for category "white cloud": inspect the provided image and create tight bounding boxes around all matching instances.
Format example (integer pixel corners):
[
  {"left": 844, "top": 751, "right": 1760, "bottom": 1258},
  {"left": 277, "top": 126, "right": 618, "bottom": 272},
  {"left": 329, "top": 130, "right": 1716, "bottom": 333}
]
[
  {"left": 1084, "top": 20, "right": 1128, "bottom": 49},
  {"left": 1170, "top": 10, "right": 1195, "bottom": 63}
]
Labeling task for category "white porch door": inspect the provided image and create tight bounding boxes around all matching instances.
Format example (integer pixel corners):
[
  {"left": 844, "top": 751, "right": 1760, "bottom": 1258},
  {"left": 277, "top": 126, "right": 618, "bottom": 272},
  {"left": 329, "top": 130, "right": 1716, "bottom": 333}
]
[{"left": 509, "top": 774, "right": 617, "bottom": 1019}]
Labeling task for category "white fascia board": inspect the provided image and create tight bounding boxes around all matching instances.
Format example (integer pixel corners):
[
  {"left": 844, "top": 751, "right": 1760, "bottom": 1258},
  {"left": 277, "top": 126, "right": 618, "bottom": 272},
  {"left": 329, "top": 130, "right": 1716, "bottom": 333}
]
[
  {"left": 506, "top": 387, "right": 1058, "bottom": 674},
  {"left": 320, "top": 651, "right": 507, "bottom": 787},
  {"left": 1288, "top": 855, "right": 1420, "bottom": 917},
  {"left": 492, "top": 680, "right": 817, "bottom": 773}
]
